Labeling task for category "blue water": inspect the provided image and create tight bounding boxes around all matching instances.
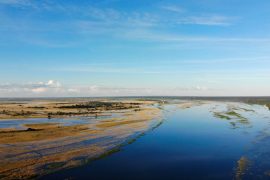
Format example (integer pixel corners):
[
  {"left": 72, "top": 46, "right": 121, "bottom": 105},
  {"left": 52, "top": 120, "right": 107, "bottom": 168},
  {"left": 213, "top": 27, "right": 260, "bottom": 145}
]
[
  {"left": 0, "top": 114, "right": 119, "bottom": 130},
  {"left": 42, "top": 103, "right": 270, "bottom": 180}
]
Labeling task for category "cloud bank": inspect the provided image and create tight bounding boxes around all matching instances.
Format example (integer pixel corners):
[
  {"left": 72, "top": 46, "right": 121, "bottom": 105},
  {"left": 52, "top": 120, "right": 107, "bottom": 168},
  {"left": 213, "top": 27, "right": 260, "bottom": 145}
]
[{"left": 0, "top": 80, "right": 216, "bottom": 97}]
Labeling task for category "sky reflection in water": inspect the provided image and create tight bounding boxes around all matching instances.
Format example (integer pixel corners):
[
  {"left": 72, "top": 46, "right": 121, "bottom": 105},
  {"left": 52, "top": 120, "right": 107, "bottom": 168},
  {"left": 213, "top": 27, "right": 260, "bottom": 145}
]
[{"left": 43, "top": 102, "right": 270, "bottom": 180}]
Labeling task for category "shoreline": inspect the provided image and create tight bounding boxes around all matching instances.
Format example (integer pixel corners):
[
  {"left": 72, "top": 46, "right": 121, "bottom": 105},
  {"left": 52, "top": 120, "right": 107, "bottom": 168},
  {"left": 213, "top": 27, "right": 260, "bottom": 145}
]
[{"left": 0, "top": 100, "right": 162, "bottom": 179}]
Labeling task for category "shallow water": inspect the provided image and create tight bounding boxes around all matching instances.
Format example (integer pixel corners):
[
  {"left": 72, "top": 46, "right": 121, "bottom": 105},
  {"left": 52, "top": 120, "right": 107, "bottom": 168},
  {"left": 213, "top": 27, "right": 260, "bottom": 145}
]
[
  {"left": 0, "top": 114, "right": 120, "bottom": 130},
  {"left": 40, "top": 102, "right": 270, "bottom": 179}
]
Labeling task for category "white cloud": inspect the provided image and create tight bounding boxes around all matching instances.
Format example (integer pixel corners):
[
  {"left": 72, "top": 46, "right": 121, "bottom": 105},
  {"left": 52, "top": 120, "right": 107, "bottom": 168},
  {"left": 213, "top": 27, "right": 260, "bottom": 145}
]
[
  {"left": 178, "top": 15, "right": 232, "bottom": 26},
  {"left": 0, "top": 0, "right": 242, "bottom": 48},
  {"left": 194, "top": 86, "right": 208, "bottom": 91},
  {"left": 0, "top": 1, "right": 235, "bottom": 31},
  {"left": 0, "top": 0, "right": 37, "bottom": 9},
  {"left": 32, "top": 87, "right": 47, "bottom": 93},
  {"left": 122, "top": 29, "right": 270, "bottom": 43},
  {"left": 50, "top": 66, "right": 162, "bottom": 74},
  {"left": 0, "top": 1, "right": 241, "bottom": 49},
  {"left": 161, "top": 5, "right": 185, "bottom": 13},
  {"left": 1, "top": 80, "right": 270, "bottom": 97},
  {"left": 46, "top": 80, "right": 61, "bottom": 87},
  {"left": 67, "top": 88, "right": 80, "bottom": 93},
  {"left": 0, "top": 80, "right": 215, "bottom": 97},
  {"left": 0, "top": 80, "right": 63, "bottom": 95},
  {"left": 0, "top": 0, "right": 28, "bottom": 5}
]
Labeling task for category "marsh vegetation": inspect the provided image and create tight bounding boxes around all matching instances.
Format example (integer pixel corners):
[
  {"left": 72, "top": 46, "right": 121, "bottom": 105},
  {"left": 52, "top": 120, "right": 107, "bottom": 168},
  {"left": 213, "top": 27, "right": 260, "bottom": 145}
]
[{"left": 0, "top": 99, "right": 142, "bottom": 120}]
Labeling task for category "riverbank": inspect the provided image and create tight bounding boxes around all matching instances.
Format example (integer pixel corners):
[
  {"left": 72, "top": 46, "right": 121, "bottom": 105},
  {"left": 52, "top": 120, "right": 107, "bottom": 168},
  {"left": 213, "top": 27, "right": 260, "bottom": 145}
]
[{"left": 0, "top": 99, "right": 162, "bottom": 179}]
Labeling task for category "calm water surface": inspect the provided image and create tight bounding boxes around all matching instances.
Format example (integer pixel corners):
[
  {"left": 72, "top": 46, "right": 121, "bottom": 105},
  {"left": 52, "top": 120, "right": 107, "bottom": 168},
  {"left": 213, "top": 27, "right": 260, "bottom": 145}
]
[
  {"left": 43, "top": 102, "right": 270, "bottom": 179},
  {"left": 0, "top": 114, "right": 120, "bottom": 130}
]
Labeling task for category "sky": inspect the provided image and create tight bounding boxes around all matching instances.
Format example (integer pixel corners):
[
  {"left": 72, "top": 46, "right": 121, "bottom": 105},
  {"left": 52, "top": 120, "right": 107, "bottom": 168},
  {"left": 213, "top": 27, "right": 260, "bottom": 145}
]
[{"left": 0, "top": 0, "right": 270, "bottom": 97}]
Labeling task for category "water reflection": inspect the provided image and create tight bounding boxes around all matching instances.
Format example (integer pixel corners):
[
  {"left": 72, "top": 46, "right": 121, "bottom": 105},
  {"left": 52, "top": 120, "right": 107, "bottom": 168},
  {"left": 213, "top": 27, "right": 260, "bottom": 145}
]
[
  {"left": 43, "top": 102, "right": 270, "bottom": 180},
  {"left": 2, "top": 101, "right": 270, "bottom": 179}
]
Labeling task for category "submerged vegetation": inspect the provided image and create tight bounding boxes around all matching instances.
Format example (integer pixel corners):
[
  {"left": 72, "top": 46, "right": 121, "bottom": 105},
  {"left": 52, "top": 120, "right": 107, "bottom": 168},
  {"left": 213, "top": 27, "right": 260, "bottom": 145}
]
[
  {"left": 235, "top": 157, "right": 250, "bottom": 180},
  {"left": 213, "top": 112, "right": 231, "bottom": 120},
  {"left": 212, "top": 105, "right": 251, "bottom": 129},
  {"left": 213, "top": 110, "right": 248, "bottom": 122}
]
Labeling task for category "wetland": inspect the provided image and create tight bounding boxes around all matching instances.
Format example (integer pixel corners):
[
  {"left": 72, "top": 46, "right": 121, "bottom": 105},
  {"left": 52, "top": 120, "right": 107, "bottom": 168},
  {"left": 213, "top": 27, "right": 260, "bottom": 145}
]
[{"left": 1, "top": 97, "right": 270, "bottom": 179}]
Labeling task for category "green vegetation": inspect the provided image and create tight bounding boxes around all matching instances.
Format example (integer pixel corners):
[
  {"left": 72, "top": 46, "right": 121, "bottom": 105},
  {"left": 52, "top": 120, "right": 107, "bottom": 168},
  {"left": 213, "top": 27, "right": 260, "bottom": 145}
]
[
  {"left": 214, "top": 110, "right": 248, "bottom": 121},
  {"left": 29, "top": 106, "right": 45, "bottom": 109},
  {"left": 243, "top": 108, "right": 255, "bottom": 112},
  {"left": 58, "top": 101, "right": 140, "bottom": 110},
  {"left": 227, "top": 111, "right": 244, "bottom": 118},
  {"left": 244, "top": 98, "right": 270, "bottom": 111},
  {"left": 44, "top": 162, "right": 66, "bottom": 170},
  {"left": 267, "top": 104, "right": 270, "bottom": 110},
  {"left": 0, "top": 110, "right": 37, "bottom": 117},
  {"left": 213, "top": 112, "right": 231, "bottom": 120},
  {"left": 213, "top": 108, "right": 250, "bottom": 129}
]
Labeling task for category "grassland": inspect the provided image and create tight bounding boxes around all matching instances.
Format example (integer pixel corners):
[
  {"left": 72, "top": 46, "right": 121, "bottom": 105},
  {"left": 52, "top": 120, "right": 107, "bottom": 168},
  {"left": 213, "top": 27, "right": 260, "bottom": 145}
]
[{"left": 0, "top": 99, "right": 143, "bottom": 120}]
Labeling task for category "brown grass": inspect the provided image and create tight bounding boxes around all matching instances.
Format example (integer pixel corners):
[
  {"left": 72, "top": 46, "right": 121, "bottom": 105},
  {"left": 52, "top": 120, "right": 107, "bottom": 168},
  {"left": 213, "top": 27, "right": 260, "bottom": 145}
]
[
  {"left": 0, "top": 102, "right": 162, "bottom": 179},
  {"left": 0, "top": 124, "right": 96, "bottom": 144},
  {"left": 0, "top": 99, "right": 156, "bottom": 120}
]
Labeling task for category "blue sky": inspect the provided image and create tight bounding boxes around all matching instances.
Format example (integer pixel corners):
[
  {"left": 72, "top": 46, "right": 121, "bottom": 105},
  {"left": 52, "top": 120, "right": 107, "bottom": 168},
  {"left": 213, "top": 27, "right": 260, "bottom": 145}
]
[{"left": 0, "top": 0, "right": 270, "bottom": 97}]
